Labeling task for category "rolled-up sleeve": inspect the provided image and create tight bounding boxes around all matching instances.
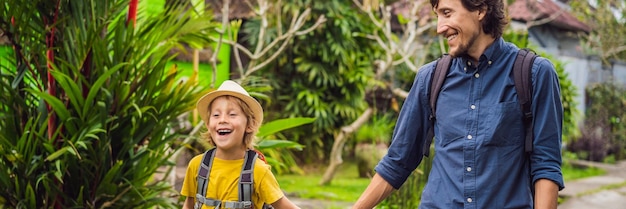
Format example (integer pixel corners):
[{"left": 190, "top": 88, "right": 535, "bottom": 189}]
[
  {"left": 530, "top": 57, "right": 565, "bottom": 190},
  {"left": 375, "top": 63, "right": 435, "bottom": 189}
]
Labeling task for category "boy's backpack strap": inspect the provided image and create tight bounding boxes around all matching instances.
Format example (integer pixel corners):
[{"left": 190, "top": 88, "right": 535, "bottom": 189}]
[
  {"left": 238, "top": 150, "right": 258, "bottom": 208},
  {"left": 194, "top": 149, "right": 263, "bottom": 209},
  {"left": 253, "top": 149, "right": 268, "bottom": 164},
  {"left": 513, "top": 48, "right": 537, "bottom": 153},
  {"left": 195, "top": 148, "right": 217, "bottom": 209},
  {"left": 424, "top": 54, "right": 453, "bottom": 157}
]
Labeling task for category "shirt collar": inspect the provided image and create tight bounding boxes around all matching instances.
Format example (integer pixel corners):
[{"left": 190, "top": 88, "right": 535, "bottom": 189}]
[
  {"left": 461, "top": 37, "right": 506, "bottom": 68},
  {"left": 482, "top": 37, "right": 506, "bottom": 63}
]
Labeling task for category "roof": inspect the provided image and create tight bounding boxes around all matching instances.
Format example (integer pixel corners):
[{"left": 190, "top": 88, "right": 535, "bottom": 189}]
[
  {"left": 388, "top": 0, "right": 590, "bottom": 33},
  {"left": 389, "top": 0, "right": 435, "bottom": 31},
  {"left": 508, "top": 0, "right": 590, "bottom": 32}
]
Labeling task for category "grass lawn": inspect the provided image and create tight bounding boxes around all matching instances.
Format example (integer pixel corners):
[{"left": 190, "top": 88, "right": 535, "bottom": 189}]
[
  {"left": 276, "top": 161, "right": 370, "bottom": 202},
  {"left": 562, "top": 161, "right": 606, "bottom": 181}
]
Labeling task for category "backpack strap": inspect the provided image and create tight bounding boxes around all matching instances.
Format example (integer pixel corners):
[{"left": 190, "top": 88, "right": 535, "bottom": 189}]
[
  {"left": 194, "top": 149, "right": 258, "bottom": 209},
  {"left": 513, "top": 48, "right": 538, "bottom": 199},
  {"left": 424, "top": 54, "right": 453, "bottom": 157},
  {"left": 253, "top": 149, "right": 268, "bottom": 164},
  {"left": 238, "top": 150, "right": 258, "bottom": 208},
  {"left": 195, "top": 148, "right": 217, "bottom": 209},
  {"left": 425, "top": 50, "right": 537, "bottom": 157},
  {"left": 513, "top": 48, "right": 537, "bottom": 154}
]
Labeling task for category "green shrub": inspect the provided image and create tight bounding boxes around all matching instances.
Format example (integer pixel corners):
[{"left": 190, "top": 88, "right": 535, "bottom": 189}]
[{"left": 568, "top": 83, "right": 626, "bottom": 162}]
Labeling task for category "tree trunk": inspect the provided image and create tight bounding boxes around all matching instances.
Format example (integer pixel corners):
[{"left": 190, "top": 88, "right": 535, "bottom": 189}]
[{"left": 319, "top": 108, "right": 374, "bottom": 185}]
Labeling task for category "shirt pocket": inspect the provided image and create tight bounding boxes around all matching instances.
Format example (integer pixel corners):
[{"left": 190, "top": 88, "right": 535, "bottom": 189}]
[
  {"left": 482, "top": 101, "right": 523, "bottom": 147},
  {"left": 438, "top": 132, "right": 464, "bottom": 148}
]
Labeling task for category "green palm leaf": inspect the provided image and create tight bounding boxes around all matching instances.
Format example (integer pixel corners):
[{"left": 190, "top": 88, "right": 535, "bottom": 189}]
[{"left": 1, "top": 0, "right": 218, "bottom": 208}]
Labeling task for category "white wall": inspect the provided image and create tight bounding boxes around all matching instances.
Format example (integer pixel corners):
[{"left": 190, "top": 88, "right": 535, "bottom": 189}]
[
  {"left": 560, "top": 56, "right": 588, "bottom": 123},
  {"left": 612, "top": 62, "right": 626, "bottom": 87}
]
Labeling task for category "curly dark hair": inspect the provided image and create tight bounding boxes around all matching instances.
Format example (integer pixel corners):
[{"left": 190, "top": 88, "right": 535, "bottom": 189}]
[{"left": 430, "top": 0, "right": 508, "bottom": 38}]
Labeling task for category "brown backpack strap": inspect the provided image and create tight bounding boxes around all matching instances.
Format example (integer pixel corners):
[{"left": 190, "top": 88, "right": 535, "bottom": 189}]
[
  {"left": 514, "top": 48, "right": 539, "bottom": 199},
  {"left": 424, "top": 54, "right": 452, "bottom": 157},
  {"left": 513, "top": 48, "right": 537, "bottom": 153},
  {"left": 425, "top": 50, "right": 537, "bottom": 157}
]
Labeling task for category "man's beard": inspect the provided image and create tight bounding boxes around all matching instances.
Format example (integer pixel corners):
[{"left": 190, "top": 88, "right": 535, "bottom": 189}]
[{"left": 449, "top": 29, "right": 479, "bottom": 58}]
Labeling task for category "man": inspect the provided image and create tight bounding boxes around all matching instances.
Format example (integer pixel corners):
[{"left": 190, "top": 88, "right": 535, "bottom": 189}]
[{"left": 352, "top": 0, "right": 564, "bottom": 208}]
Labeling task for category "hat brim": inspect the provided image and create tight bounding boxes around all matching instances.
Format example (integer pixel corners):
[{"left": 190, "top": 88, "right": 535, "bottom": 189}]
[{"left": 196, "top": 90, "right": 264, "bottom": 128}]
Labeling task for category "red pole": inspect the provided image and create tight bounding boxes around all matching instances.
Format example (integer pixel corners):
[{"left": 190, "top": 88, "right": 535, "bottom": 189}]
[
  {"left": 47, "top": 1, "right": 62, "bottom": 208},
  {"left": 126, "top": 0, "right": 138, "bottom": 27},
  {"left": 46, "top": 0, "right": 61, "bottom": 141}
]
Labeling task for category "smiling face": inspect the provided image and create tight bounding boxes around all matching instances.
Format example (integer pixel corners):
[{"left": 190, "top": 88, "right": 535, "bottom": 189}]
[
  {"left": 434, "top": 0, "right": 486, "bottom": 58},
  {"left": 206, "top": 96, "right": 252, "bottom": 153}
]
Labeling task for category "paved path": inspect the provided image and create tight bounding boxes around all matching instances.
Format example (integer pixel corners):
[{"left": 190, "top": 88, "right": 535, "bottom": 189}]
[
  {"left": 558, "top": 160, "right": 626, "bottom": 209},
  {"left": 289, "top": 197, "right": 353, "bottom": 209}
]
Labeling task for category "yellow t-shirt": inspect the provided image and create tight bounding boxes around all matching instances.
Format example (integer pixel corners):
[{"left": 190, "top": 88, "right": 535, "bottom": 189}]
[{"left": 181, "top": 153, "right": 285, "bottom": 209}]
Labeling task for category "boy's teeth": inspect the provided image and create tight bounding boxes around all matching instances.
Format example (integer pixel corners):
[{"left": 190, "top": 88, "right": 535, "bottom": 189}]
[{"left": 217, "top": 129, "right": 232, "bottom": 135}]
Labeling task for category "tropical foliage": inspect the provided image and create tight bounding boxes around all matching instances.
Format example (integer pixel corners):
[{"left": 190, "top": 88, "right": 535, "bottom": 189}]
[
  {"left": 245, "top": 0, "right": 385, "bottom": 162},
  {"left": 569, "top": 0, "right": 626, "bottom": 63},
  {"left": 0, "top": 0, "right": 217, "bottom": 208},
  {"left": 255, "top": 117, "right": 314, "bottom": 174}
]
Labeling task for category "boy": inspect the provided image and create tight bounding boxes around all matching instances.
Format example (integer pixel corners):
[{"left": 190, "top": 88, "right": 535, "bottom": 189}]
[{"left": 181, "top": 80, "right": 300, "bottom": 209}]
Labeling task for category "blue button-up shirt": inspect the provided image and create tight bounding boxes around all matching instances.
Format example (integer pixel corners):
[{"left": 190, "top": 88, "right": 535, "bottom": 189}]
[{"left": 375, "top": 38, "right": 565, "bottom": 208}]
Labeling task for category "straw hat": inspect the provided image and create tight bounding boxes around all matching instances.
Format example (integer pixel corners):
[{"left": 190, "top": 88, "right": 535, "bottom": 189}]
[{"left": 196, "top": 80, "right": 263, "bottom": 127}]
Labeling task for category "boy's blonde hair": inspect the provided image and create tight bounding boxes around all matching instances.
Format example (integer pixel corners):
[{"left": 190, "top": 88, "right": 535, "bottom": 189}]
[{"left": 200, "top": 95, "right": 259, "bottom": 149}]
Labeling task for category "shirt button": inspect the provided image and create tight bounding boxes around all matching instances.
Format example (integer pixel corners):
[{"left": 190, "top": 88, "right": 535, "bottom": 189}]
[
  {"left": 467, "top": 198, "right": 473, "bottom": 203},
  {"left": 470, "top": 105, "right": 476, "bottom": 110},
  {"left": 488, "top": 60, "right": 492, "bottom": 65},
  {"left": 474, "top": 73, "right": 480, "bottom": 78},
  {"left": 467, "top": 61, "right": 471, "bottom": 66},
  {"left": 464, "top": 67, "right": 467, "bottom": 71},
  {"left": 466, "top": 167, "right": 472, "bottom": 172},
  {"left": 467, "top": 135, "right": 473, "bottom": 139}
]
